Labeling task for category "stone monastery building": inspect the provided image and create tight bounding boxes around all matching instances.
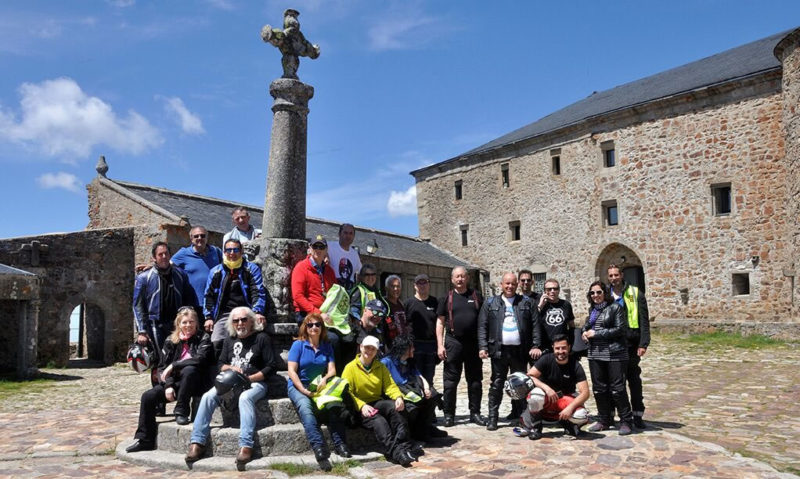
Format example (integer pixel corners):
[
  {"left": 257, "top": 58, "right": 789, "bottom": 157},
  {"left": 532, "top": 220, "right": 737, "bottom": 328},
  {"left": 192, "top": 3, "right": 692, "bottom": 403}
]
[{"left": 412, "top": 27, "right": 800, "bottom": 325}]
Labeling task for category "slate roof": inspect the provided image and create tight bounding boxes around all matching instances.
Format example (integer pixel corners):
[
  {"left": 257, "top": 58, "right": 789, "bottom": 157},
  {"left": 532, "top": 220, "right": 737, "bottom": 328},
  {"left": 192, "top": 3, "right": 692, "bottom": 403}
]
[
  {"left": 114, "top": 180, "right": 470, "bottom": 268},
  {"left": 412, "top": 28, "right": 792, "bottom": 175}
]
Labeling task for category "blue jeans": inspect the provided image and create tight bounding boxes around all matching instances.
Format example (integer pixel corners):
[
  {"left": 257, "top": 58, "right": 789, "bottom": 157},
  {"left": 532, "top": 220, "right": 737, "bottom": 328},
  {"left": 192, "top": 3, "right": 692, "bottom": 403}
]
[
  {"left": 287, "top": 385, "right": 346, "bottom": 450},
  {"left": 190, "top": 382, "right": 268, "bottom": 448}
]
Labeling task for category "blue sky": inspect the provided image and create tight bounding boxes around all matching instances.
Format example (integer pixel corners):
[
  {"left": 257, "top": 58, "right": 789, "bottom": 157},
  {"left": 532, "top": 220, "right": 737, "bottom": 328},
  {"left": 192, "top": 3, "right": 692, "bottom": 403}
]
[{"left": 1, "top": 1, "right": 798, "bottom": 239}]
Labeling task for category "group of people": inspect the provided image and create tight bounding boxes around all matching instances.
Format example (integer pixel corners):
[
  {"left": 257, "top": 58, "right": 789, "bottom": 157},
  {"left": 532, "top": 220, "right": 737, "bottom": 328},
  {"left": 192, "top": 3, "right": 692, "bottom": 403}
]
[{"left": 127, "top": 209, "right": 650, "bottom": 471}]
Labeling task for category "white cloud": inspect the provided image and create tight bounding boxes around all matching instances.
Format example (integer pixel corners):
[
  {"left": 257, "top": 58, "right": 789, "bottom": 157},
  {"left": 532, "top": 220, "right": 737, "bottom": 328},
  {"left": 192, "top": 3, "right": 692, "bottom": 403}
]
[
  {"left": 206, "top": 0, "right": 234, "bottom": 10},
  {"left": 0, "top": 77, "right": 162, "bottom": 159},
  {"left": 162, "top": 96, "right": 205, "bottom": 135},
  {"left": 36, "top": 172, "right": 83, "bottom": 193},
  {"left": 387, "top": 185, "right": 417, "bottom": 217},
  {"left": 107, "top": 0, "right": 135, "bottom": 7},
  {"left": 368, "top": 17, "right": 437, "bottom": 51}
]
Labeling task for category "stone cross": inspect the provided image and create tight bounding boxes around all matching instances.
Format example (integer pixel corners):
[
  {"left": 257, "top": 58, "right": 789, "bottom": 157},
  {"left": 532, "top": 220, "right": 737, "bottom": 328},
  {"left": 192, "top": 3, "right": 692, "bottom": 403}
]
[
  {"left": 261, "top": 9, "right": 320, "bottom": 80},
  {"left": 19, "top": 240, "right": 49, "bottom": 267}
]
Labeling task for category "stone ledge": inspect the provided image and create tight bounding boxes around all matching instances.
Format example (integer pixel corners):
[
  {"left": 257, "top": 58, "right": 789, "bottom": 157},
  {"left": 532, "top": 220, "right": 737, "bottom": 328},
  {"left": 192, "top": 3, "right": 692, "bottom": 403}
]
[
  {"left": 651, "top": 320, "right": 800, "bottom": 340},
  {"left": 155, "top": 421, "right": 378, "bottom": 456},
  {"left": 117, "top": 440, "right": 383, "bottom": 472}
]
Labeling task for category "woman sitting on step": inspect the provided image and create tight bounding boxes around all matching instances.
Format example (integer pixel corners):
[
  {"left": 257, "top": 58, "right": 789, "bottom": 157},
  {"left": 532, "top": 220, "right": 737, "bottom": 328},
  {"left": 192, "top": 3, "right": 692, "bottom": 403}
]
[
  {"left": 185, "top": 306, "right": 278, "bottom": 470},
  {"left": 342, "top": 335, "right": 418, "bottom": 467},
  {"left": 126, "top": 307, "right": 213, "bottom": 453},
  {"left": 287, "top": 313, "right": 350, "bottom": 472}
]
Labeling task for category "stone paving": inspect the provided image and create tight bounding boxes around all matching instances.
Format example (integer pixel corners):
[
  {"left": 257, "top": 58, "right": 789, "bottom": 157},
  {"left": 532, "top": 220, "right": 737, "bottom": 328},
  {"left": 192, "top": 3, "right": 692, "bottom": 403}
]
[{"left": 0, "top": 333, "right": 798, "bottom": 478}]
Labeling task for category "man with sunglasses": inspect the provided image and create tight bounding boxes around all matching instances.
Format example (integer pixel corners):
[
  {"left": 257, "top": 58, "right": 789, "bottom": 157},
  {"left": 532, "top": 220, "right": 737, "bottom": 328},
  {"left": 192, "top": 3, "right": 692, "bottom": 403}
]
[
  {"left": 354, "top": 299, "right": 388, "bottom": 352},
  {"left": 531, "top": 279, "right": 575, "bottom": 358},
  {"left": 171, "top": 226, "right": 223, "bottom": 318},
  {"left": 518, "top": 269, "right": 541, "bottom": 304},
  {"left": 403, "top": 274, "right": 438, "bottom": 386},
  {"left": 204, "top": 239, "right": 267, "bottom": 358}
]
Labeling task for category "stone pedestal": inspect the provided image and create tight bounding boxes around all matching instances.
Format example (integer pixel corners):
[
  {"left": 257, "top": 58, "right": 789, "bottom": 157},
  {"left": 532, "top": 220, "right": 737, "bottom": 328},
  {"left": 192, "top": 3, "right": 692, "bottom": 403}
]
[
  {"left": 253, "top": 237, "right": 308, "bottom": 323},
  {"left": 262, "top": 78, "right": 314, "bottom": 240}
]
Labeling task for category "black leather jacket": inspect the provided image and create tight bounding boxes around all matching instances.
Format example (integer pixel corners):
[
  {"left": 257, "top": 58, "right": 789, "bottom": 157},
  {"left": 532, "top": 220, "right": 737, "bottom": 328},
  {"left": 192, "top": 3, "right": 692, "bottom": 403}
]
[
  {"left": 477, "top": 294, "right": 534, "bottom": 358},
  {"left": 582, "top": 302, "right": 628, "bottom": 361},
  {"left": 159, "top": 332, "right": 213, "bottom": 389}
]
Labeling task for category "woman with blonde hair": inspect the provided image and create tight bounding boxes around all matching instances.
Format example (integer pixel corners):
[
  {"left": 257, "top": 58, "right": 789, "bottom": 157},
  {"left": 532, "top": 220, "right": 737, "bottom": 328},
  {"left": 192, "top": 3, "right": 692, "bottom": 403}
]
[{"left": 127, "top": 307, "right": 212, "bottom": 453}]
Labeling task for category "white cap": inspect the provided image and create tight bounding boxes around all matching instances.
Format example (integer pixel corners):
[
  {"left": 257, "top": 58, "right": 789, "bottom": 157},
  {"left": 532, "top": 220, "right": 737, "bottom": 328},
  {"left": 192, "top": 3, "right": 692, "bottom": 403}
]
[{"left": 361, "top": 335, "right": 380, "bottom": 350}]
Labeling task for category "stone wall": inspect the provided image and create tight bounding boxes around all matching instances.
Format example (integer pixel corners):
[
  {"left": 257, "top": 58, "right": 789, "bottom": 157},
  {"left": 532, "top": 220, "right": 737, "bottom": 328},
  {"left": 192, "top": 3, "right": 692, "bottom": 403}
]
[
  {"left": 0, "top": 229, "right": 135, "bottom": 366},
  {"left": 415, "top": 75, "right": 795, "bottom": 323},
  {"left": 776, "top": 29, "right": 800, "bottom": 320},
  {"left": 87, "top": 177, "right": 191, "bottom": 266}
]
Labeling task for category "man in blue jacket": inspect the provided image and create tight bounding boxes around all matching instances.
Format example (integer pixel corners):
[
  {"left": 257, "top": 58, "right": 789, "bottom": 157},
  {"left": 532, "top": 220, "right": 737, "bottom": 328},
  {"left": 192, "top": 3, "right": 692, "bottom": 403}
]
[{"left": 204, "top": 239, "right": 268, "bottom": 357}]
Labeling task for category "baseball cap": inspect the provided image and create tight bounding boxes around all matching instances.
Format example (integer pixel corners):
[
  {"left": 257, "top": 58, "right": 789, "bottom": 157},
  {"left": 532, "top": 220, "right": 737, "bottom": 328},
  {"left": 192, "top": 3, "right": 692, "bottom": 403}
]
[
  {"left": 414, "top": 274, "right": 430, "bottom": 283},
  {"left": 366, "top": 299, "right": 387, "bottom": 317},
  {"left": 361, "top": 335, "right": 380, "bottom": 350},
  {"left": 311, "top": 234, "right": 327, "bottom": 247}
]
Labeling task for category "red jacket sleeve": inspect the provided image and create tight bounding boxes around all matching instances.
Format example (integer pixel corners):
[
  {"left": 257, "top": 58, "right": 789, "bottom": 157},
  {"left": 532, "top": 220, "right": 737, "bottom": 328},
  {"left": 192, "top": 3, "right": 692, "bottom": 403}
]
[{"left": 291, "top": 259, "right": 317, "bottom": 314}]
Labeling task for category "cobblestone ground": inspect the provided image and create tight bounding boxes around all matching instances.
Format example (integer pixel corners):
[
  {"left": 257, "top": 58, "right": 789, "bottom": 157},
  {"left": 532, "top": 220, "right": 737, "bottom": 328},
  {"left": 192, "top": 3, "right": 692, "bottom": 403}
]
[{"left": 0, "top": 334, "right": 797, "bottom": 478}]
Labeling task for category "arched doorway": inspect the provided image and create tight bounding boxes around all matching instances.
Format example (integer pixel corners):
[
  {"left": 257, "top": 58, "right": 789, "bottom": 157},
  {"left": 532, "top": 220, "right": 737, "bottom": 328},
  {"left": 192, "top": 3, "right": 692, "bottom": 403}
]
[
  {"left": 595, "top": 243, "right": 646, "bottom": 292},
  {"left": 67, "top": 302, "right": 106, "bottom": 361}
]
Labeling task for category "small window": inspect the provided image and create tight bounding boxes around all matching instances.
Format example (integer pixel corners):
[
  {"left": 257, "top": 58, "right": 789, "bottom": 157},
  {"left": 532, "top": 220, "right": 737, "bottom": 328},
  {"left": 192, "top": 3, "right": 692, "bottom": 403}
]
[
  {"left": 712, "top": 183, "right": 731, "bottom": 216},
  {"left": 532, "top": 273, "right": 547, "bottom": 293},
  {"left": 501, "top": 164, "right": 510, "bottom": 188},
  {"left": 602, "top": 200, "right": 618, "bottom": 226},
  {"left": 454, "top": 180, "right": 463, "bottom": 200},
  {"left": 732, "top": 273, "right": 750, "bottom": 296},
  {"left": 460, "top": 225, "right": 469, "bottom": 246},
  {"left": 602, "top": 141, "right": 615, "bottom": 167},
  {"left": 551, "top": 148, "right": 561, "bottom": 175},
  {"left": 509, "top": 220, "right": 521, "bottom": 241}
]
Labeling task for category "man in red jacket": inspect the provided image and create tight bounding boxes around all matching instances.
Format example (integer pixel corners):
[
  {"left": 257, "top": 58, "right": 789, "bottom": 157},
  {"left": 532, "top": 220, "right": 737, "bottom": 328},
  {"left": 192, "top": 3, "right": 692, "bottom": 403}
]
[{"left": 291, "top": 234, "right": 336, "bottom": 324}]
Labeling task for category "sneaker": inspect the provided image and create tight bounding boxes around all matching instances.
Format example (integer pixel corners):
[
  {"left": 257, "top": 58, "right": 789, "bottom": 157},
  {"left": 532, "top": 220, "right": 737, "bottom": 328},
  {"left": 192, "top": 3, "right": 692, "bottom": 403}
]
[
  {"left": 528, "top": 428, "right": 543, "bottom": 440},
  {"left": 588, "top": 421, "right": 610, "bottom": 432},
  {"left": 512, "top": 427, "right": 529, "bottom": 437},
  {"left": 618, "top": 422, "right": 633, "bottom": 436},
  {"left": 633, "top": 416, "right": 646, "bottom": 429}
]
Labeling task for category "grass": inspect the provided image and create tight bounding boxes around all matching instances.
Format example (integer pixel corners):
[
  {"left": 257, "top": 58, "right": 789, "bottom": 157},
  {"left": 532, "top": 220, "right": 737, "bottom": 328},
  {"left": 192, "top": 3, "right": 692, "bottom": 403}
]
[
  {"left": 269, "top": 459, "right": 361, "bottom": 476},
  {"left": 0, "top": 378, "right": 58, "bottom": 400},
  {"left": 657, "top": 330, "right": 785, "bottom": 349}
]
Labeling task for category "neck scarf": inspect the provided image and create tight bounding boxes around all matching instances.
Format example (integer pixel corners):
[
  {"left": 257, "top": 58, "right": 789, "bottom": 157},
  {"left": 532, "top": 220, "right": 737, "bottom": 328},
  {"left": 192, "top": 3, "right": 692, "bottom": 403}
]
[
  {"left": 588, "top": 301, "right": 608, "bottom": 329},
  {"left": 224, "top": 257, "right": 243, "bottom": 270},
  {"left": 179, "top": 331, "right": 194, "bottom": 360}
]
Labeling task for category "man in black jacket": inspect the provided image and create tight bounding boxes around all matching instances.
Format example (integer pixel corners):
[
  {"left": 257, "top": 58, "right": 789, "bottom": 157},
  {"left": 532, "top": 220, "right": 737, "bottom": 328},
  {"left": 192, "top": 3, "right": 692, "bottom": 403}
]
[
  {"left": 532, "top": 279, "right": 575, "bottom": 357},
  {"left": 478, "top": 272, "right": 536, "bottom": 430}
]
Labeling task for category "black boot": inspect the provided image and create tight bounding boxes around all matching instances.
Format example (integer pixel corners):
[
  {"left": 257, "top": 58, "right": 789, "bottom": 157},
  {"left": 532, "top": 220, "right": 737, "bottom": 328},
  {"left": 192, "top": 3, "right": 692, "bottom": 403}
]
[{"left": 486, "top": 415, "right": 498, "bottom": 431}]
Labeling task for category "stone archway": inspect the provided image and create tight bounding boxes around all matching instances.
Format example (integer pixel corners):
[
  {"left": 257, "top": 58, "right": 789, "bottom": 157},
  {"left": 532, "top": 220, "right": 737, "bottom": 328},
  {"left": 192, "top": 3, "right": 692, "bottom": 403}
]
[
  {"left": 62, "top": 299, "right": 108, "bottom": 364},
  {"left": 595, "top": 243, "right": 646, "bottom": 292}
]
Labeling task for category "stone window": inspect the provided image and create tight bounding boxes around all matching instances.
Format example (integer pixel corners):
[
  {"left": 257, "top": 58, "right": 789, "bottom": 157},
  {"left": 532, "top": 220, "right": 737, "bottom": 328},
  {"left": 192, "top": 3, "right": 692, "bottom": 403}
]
[
  {"left": 712, "top": 183, "right": 732, "bottom": 216},
  {"left": 509, "top": 220, "right": 521, "bottom": 241},
  {"left": 532, "top": 272, "right": 547, "bottom": 293},
  {"left": 603, "top": 200, "right": 619, "bottom": 226},
  {"left": 551, "top": 148, "right": 561, "bottom": 175},
  {"left": 602, "top": 141, "right": 616, "bottom": 167},
  {"left": 454, "top": 180, "right": 463, "bottom": 200},
  {"left": 460, "top": 225, "right": 469, "bottom": 247},
  {"left": 501, "top": 164, "right": 510, "bottom": 188},
  {"left": 732, "top": 272, "right": 750, "bottom": 296}
]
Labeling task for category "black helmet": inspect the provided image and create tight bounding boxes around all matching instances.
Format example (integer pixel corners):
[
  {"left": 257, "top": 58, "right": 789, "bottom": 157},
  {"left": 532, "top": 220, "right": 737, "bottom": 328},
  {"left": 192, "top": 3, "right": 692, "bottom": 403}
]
[
  {"left": 214, "top": 369, "right": 251, "bottom": 396},
  {"left": 127, "top": 343, "right": 155, "bottom": 373},
  {"left": 504, "top": 372, "right": 534, "bottom": 401}
]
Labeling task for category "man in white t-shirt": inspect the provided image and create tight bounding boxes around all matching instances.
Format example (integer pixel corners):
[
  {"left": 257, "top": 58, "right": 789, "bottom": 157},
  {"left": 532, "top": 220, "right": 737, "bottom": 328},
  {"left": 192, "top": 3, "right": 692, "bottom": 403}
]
[
  {"left": 327, "top": 223, "right": 361, "bottom": 291},
  {"left": 478, "top": 272, "right": 536, "bottom": 431}
]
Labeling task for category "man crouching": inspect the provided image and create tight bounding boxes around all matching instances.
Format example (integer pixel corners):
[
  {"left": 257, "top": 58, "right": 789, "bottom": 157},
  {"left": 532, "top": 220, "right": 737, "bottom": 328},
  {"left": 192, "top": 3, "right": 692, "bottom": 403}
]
[
  {"left": 185, "top": 306, "right": 277, "bottom": 470},
  {"left": 515, "top": 334, "right": 590, "bottom": 439}
]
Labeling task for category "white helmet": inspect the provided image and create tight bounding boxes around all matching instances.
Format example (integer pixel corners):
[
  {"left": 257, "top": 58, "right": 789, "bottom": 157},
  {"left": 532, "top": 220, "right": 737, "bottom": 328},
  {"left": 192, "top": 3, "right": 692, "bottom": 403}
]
[
  {"left": 568, "top": 406, "right": 589, "bottom": 425},
  {"left": 127, "top": 343, "right": 155, "bottom": 373},
  {"left": 527, "top": 387, "right": 546, "bottom": 413}
]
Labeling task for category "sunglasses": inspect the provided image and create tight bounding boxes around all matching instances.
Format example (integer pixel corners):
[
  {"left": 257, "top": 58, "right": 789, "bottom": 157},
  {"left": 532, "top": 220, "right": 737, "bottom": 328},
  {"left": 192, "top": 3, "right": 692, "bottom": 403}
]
[
  {"left": 306, "top": 322, "right": 322, "bottom": 329},
  {"left": 545, "top": 287, "right": 560, "bottom": 292},
  {"left": 311, "top": 244, "right": 327, "bottom": 250},
  {"left": 519, "top": 279, "right": 532, "bottom": 283},
  {"left": 224, "top": 247, "right": 241, "bottom": 254},
  {"left": 231, "top": 317, "right": 249, "bottom": 324},
  {"left": 589, "top": 290, "right": 604, "bottom": 296},
  {"left": 192, "top": 234, "right": 207, "bottom": 239},
  {"left": 415, "top": 280, "right": 429, "bottom": 285}
]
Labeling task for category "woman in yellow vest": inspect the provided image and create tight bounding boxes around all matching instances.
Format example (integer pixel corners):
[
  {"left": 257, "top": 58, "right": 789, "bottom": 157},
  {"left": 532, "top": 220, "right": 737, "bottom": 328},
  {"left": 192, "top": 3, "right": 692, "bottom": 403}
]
[{"left": 287, "top": 313, "right": 349, "bottom": 472}]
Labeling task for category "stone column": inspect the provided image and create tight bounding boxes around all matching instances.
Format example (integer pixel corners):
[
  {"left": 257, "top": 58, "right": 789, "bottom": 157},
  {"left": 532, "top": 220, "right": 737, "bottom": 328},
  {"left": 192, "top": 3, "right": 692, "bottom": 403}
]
[
  {"left": 775, "top": 28, "right": 800, "bottom": 318},
  {"left": 262, "top": 78, "right": 314, "bottom": 240}
]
